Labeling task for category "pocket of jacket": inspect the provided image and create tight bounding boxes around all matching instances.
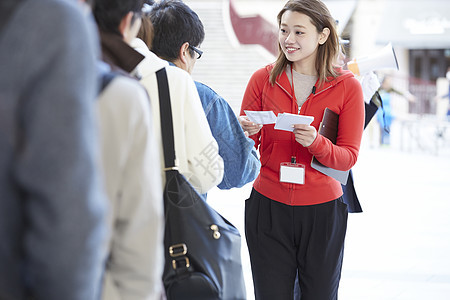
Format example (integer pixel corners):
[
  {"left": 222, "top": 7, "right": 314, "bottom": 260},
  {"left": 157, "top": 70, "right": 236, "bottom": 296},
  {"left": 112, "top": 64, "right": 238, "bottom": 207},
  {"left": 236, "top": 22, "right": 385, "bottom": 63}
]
[{"left": 261, "top": 141, "right": 291, "bottom": 174}]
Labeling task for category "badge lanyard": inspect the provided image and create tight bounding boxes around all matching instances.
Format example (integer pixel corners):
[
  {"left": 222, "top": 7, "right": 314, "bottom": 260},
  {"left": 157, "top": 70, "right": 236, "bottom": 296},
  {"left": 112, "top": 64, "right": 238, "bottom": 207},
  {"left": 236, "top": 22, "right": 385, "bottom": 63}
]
[{"left": 289, "top": 66, "right": 299, "bottom": 158}]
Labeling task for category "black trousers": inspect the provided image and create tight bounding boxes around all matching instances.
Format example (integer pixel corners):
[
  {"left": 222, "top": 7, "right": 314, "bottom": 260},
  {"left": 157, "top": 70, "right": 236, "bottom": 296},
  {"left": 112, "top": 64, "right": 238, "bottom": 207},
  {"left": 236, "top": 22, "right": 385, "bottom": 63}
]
[{"left": 245, "top": 189, "right": 348, "bottom": 300}]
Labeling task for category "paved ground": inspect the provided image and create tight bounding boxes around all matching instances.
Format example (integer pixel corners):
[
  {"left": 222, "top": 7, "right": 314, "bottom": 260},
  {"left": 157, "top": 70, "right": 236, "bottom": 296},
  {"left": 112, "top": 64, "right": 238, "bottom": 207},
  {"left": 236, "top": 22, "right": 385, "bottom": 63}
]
[{"left": 207, "top": 121, "right": 450, "bottom": 299}]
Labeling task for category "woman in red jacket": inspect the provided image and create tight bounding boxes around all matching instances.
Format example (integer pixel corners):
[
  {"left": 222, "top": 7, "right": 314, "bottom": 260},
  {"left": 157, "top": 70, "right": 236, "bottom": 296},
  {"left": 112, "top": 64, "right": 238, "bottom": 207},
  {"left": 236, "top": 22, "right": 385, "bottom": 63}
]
[{"left": 239, "top": 0, "right": 364, "bottom": 299}]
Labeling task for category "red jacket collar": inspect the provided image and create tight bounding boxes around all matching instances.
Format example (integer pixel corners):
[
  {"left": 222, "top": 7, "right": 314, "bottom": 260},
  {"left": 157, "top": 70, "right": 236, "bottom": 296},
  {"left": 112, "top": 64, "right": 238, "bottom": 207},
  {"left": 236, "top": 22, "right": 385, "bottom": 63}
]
[{"left": 265, "top": 63, "right": 355, "bottom": 96}]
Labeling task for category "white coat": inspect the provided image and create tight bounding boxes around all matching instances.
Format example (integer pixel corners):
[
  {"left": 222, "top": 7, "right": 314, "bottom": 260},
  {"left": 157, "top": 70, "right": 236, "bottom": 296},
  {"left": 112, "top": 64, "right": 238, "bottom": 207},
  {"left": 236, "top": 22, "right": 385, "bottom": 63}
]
[
  {"left": 132, "top": 38, "right": 224, "bottom": 194},
  {"left": 97, "top": 75, "right": 164, "bottom": 300}
]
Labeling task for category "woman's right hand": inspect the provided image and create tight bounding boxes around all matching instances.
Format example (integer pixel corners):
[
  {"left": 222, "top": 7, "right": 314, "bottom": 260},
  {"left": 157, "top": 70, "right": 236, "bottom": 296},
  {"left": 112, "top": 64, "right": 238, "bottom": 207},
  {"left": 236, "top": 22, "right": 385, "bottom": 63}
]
[{"left": 238, "top": 116, "right": 263, "bottom": 137}]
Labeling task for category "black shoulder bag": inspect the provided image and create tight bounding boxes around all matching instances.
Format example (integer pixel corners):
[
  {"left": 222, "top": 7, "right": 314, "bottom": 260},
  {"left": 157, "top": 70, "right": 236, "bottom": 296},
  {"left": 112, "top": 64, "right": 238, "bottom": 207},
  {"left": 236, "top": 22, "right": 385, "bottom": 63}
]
[{"left": 156, "top": 68, "right": 247, "bottom": 300}]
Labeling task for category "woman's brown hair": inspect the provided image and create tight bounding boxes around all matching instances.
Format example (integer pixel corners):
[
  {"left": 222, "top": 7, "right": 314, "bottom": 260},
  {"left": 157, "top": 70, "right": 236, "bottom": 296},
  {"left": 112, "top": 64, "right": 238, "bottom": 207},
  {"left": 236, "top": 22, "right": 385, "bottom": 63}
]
[
  {"left": 269, "top": 0, "right": 341, "bottom": 87},
  {"left": 137, "top": 12, "right": 154, "bottom": 49}
]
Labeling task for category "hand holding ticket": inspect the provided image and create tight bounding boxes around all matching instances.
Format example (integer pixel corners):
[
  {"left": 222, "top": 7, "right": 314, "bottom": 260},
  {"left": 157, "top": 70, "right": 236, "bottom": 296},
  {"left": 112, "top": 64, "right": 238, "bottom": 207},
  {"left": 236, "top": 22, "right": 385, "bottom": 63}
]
[
  {"left": 243, "top": 110, "right": 314, "bottom": 132},
  {"left": 244, "top": 110, "right": 277, "bottom": 125},
  {"left": 274, "top": 113, "right": 314, "bottom": 132}
]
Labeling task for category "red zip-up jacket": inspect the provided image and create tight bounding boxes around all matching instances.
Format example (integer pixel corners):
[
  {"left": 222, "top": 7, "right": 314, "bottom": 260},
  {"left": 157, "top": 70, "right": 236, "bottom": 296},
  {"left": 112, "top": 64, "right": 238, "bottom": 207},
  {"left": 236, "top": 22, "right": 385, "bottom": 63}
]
[{"left": 240, "top": 64, "right": 364, "bottom": 206}]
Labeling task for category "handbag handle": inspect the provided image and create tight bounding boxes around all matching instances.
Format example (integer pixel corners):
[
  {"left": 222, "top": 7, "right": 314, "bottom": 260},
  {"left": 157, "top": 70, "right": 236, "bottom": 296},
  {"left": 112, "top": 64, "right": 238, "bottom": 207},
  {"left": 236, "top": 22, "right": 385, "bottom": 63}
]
[{"left": 156, "top": 68, "right": 177, "bottom": 171}]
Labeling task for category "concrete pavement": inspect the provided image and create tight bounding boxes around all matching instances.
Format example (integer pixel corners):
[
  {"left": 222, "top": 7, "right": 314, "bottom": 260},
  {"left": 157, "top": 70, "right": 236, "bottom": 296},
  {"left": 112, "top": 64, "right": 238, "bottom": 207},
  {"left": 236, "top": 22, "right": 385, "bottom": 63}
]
[{"left": 207, "top": 123, "right": 450, "bottom": 299}]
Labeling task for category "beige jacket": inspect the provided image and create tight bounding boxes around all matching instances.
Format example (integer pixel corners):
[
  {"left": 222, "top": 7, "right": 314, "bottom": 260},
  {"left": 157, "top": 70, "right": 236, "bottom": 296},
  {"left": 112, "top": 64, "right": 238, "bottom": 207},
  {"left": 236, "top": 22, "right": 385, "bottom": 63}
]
[
  {"left": 132, "top": 38, "right": 224, "bottom": 194},
  {"left": 97, "top": 75, "right": 164, "bottom": 300}
]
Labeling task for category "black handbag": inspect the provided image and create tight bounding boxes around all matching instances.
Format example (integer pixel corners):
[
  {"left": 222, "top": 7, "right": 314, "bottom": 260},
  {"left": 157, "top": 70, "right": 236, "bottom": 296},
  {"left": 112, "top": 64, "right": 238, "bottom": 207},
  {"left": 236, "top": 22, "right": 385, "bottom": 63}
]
[{"left": 156, "top": 68, "right": 246, "bottom": 300}]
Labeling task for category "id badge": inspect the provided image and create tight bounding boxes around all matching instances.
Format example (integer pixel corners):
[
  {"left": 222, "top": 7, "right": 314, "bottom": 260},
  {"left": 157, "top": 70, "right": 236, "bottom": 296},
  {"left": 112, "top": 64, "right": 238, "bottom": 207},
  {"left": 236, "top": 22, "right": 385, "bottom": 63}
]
[{"left": 280, "top": 162, "right": 305, "bottom": 185}]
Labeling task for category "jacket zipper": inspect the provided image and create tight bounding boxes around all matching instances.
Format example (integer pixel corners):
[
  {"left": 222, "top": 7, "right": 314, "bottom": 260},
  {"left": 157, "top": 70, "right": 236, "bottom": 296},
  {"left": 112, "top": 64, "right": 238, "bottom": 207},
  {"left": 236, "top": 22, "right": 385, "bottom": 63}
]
[
  {"left": 277, "top": 78, "right": 335, "bottom": 205},
  {"left": 290, "top": 84, "right": 334, "bottom": 205},
  {"left": 300, "top": 84, "right": 334, "bottom": 115}
]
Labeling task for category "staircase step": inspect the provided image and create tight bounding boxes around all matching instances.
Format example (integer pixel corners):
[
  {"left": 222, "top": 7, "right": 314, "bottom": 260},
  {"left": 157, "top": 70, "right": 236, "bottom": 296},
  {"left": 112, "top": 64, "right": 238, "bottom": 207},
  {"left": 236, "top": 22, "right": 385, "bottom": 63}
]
[{"left": 183, "top": 0, "right": 276, "bottom": 114}]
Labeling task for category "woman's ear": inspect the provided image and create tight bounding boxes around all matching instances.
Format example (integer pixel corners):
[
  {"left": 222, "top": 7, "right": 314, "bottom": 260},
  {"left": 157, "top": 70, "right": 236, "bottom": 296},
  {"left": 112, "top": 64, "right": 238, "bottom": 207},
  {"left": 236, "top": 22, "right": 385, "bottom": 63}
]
[{"left": 318, "top": 27, "right": 330, "bottom": 45}]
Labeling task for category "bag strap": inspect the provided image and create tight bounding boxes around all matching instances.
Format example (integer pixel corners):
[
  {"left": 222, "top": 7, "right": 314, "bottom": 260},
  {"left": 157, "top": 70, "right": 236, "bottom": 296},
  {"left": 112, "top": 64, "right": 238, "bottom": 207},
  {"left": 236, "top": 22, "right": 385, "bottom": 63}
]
[
  {"left": 156, "top": 68, "right": 193, "bottom": 275},
  {"left": 156, "top": 68, "right": 177, "bottom": 171}
]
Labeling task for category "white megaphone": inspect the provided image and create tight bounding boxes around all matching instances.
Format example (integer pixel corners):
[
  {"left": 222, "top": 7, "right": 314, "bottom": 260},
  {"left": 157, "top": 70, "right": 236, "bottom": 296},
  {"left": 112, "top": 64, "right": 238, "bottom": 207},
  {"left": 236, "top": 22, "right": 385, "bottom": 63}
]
[{"left": 347, "top": 43, "right": 399, "bottom": 76}]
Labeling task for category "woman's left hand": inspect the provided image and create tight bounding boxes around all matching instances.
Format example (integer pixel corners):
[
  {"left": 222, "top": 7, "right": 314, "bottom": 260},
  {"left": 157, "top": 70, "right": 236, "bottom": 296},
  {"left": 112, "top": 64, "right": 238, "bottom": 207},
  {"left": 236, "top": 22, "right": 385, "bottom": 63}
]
[{"left": 293, "top": 124, "right": 317, "bottom": 147}]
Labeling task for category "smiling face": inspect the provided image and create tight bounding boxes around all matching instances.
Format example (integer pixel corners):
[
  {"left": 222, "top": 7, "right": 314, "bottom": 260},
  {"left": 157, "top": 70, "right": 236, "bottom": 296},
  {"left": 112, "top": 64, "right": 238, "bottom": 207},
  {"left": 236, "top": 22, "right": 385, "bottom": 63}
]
[{"left": 278, "top": 10, "right": 329, "bottom": 75}]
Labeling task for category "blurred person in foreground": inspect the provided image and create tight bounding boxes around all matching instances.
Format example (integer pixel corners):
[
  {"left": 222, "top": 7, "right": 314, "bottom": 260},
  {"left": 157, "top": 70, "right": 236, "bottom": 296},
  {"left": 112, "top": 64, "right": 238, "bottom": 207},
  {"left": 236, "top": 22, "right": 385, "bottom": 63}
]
[
  {"left": 143, "top": 0, "right": 260, "bottom": 197},
  {"left": 129, "top": 3, "right": 224, "bottom": 196},
  {"left": 239, "top": 0, "right": 364, "bottom": 298},
  {"left": 92, "top": 0, "right": 166, "bottom": 299},
  {"left": 0, "top": 0, "right": 108, "bottom": 299}
]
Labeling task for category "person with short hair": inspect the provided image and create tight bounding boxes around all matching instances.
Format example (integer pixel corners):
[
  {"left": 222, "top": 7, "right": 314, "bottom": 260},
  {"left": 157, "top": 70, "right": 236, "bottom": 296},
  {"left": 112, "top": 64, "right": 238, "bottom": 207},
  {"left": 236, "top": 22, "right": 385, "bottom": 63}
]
[
  {"left": 145, "top": 0, "right": 261, "bottom": 194},
  {"left": 130, "top": 5, "right": 224, "bottom": 196}
]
